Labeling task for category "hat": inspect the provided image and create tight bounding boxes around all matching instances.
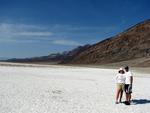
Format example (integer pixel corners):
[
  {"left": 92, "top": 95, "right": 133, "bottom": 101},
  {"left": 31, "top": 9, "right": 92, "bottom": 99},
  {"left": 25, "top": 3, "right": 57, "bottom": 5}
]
[{"left": 119, "top": 67, "right": 123, "bottom": 71}]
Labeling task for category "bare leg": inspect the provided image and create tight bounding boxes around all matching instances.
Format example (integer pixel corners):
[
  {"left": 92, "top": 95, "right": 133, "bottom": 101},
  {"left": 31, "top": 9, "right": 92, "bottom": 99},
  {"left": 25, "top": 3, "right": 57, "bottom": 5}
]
[
  {"left": 129, "top": 94, "right": 131, "bottom": 102},
  {"left": 119, "top": 90, "right": 123, "bottom": 102},
  {"left": 126, "top": 93, "right": 129, "bottom": 101},
  {"left": 116, "top": 90, "right": 121, "bottom": 103}
]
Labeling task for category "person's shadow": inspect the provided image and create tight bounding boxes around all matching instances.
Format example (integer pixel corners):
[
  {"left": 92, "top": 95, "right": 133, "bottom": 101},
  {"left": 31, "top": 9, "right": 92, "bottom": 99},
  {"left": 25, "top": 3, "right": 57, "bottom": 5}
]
[{"left": 132, "top": 99, "right": 150, "bottom": 105}]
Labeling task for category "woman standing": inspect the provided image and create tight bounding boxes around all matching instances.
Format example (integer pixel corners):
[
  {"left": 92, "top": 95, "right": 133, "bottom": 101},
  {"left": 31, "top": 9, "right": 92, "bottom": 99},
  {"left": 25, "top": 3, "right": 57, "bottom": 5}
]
[{"left": 115, "top": 68, "right": 126, "bottom": 104}]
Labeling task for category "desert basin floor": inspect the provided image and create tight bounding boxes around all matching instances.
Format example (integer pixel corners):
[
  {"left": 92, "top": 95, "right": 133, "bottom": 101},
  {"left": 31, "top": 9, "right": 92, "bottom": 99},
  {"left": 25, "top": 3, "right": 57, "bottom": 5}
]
[{"left": 0, "top": 65, "right": 150, "bottom": 113}]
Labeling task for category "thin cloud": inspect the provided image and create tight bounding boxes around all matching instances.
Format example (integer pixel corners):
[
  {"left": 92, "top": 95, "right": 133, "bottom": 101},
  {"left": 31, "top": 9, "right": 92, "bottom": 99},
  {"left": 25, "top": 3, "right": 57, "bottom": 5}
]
[
  {"left": 52, "top": 39, "right": 82, "bottom": 46},
  {"left": 0, "top": 23, "right": 53, "bottom": 42},
  {"left": 0, "top": 23, "right": 118, "bottom": 43},
  {"left": 16, "top": 32, "right": 53, "bottom": 36},
  {"left": 52, "top": 24, "right": 117, "bottom": 32}
]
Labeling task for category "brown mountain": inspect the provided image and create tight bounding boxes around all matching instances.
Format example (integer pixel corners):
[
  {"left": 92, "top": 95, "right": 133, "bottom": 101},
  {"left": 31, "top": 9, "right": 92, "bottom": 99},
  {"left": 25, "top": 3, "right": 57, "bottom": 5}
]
[{"left": 62, "top": 19, "right": 150, "bottom": 65}]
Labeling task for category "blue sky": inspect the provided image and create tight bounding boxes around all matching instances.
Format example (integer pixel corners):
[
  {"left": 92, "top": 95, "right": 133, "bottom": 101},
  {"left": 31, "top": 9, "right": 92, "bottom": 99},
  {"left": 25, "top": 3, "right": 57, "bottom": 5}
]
[{"left": 0, "top": 0, "right": 150, "bottom": 58}]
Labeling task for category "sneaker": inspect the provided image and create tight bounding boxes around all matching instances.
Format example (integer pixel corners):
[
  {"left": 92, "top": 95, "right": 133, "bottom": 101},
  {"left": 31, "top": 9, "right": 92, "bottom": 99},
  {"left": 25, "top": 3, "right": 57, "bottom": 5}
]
[{"left": 125, "top": 101, "right": 130, "bottom": 105}]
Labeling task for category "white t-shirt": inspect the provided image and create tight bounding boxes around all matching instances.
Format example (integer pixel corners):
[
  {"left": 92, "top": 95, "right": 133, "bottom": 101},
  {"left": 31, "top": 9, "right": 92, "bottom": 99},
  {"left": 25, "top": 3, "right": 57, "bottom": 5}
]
[
  {"left": 116, "top": 73, "right": 126, "bottom": 84},
  {"left": 125, "top": 71, "right": 133, "bottom": 84}
]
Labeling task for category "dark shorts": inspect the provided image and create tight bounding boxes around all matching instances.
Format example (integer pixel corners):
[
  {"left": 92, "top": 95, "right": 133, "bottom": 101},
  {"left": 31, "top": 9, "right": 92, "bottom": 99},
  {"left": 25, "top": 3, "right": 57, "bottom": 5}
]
[{"left": 125, "top": 84, "right": 132, "bottom": 94}]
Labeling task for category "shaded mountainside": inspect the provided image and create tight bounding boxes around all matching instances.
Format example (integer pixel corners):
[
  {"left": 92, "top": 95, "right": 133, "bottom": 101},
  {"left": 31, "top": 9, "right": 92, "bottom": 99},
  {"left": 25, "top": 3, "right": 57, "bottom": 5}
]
[
  {"left": 63, "top": 19, "right": 150, "bottom": 65},
  {"left": 7, "top": 19, "right": 150, "bottom": 66},
  {"left": 7, "top": 53, "right": 65, "bottom": 64},
  {"left": 7, "top": 44, "right": 91, "bottom": 64}
]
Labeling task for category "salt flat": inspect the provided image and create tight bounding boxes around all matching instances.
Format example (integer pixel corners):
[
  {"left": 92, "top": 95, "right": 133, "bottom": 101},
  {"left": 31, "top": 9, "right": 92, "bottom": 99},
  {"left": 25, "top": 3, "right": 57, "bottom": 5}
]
[{"left": 0, "top": 65, "right": 150, "bottom": 113}]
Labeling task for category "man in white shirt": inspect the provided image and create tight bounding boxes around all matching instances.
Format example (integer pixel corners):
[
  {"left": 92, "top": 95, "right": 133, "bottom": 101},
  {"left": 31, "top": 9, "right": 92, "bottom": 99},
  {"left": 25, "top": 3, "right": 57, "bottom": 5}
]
[{"left": 124, "top": 66, "right": 133, "bottom": 105}]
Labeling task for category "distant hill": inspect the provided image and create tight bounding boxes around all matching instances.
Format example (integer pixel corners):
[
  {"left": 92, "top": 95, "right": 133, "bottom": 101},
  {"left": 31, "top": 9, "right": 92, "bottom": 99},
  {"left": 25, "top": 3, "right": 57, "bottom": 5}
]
[
  {"left": 6, "top": 19, "right": 150, "bottom": 67},
  {"left": 6, "top": 53, "right": 66, "bottom": 64},
  {"left": 0, "top": 57, "right": 10, "bottom": 60},
  {"left": 6, "top": 44, "right": 91, "bottom": 64}
]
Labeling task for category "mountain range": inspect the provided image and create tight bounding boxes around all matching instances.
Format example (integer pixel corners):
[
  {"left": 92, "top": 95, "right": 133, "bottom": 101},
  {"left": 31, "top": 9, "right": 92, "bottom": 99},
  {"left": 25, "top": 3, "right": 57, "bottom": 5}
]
[{"left": 6, "top": 19, "right": 150, "bottom": 67}]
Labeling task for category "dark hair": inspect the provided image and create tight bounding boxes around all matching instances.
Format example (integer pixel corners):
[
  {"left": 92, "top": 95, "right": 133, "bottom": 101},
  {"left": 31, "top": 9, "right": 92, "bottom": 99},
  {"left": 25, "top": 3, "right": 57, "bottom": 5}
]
[{"left": 125, "top": 66, "right": 129, "bottom": 71}]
